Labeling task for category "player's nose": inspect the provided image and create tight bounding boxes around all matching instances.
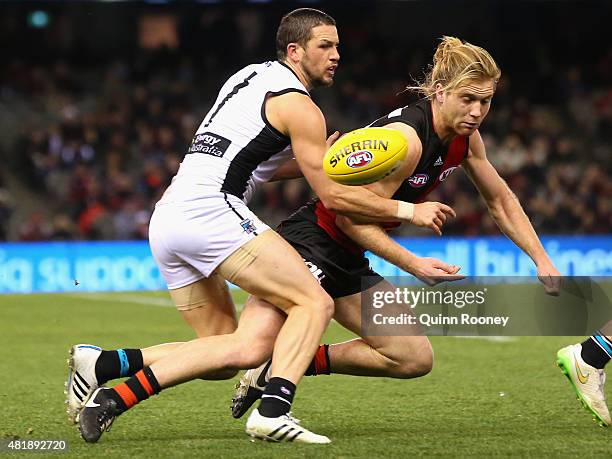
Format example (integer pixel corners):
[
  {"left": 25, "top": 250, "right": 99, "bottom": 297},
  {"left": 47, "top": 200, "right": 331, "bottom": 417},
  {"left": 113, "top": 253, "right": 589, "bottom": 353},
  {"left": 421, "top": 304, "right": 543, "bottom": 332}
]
[
  {"left": 469, "top": 103, "right": 482, "bottom": 118},
  {"left": 330, "top": 47, "right": 340, "bottom": 62}
]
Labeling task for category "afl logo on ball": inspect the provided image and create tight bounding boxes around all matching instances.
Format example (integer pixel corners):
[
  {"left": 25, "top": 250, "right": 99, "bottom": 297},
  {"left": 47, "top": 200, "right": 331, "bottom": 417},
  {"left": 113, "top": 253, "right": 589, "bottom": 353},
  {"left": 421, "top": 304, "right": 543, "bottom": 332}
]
[
  {"left": 408, "top": 173, "right": 429, "bottom": 188},
  {"left": 439, "top": 166, "right": 459, "bottom": 182},
  {"left": 346, "top": 151, "right": 373, "bottom": 168}
]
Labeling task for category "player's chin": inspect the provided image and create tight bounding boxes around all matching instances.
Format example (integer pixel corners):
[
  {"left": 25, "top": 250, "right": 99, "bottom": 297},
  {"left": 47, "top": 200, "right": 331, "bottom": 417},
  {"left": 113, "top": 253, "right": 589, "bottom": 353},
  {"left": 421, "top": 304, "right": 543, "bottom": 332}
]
[
  {"left": 319, "top": 75, "right": 335, "bottom": 87},
  {"left": 314, "top": 79, "right": 334, "bottom": 88},
  {"left": 457, "top": 124, "right": 478, "bottom": 135}
]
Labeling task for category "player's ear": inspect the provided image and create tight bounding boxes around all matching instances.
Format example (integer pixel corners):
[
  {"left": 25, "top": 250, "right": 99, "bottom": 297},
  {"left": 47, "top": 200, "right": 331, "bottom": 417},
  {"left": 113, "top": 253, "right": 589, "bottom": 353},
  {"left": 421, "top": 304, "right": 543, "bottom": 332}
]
[
  {"left": 286, "top": 43, "right": 303, "bottom": 63},
  {"left": 435, "top": 83, "right": 445, "bottom": 104}
]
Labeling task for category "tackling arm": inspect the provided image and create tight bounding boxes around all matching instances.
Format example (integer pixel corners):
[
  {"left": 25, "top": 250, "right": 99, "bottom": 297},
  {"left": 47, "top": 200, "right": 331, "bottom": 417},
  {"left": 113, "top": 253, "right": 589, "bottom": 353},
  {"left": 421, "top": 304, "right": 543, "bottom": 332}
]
[
  {"left": 266, "top": 92, "right": 416, "bottom": 223},
  {"left": 269, "top": 158, "right": 302, "bottom": 181},
  {"left": 332, "top": 121, "right": 462, "bottom": 285},
  {"left": 336, "top": 218, "right": 463, "bottom": 285},
  {"left": 269, "top": 132, "right": 341, "bottom": 182}
]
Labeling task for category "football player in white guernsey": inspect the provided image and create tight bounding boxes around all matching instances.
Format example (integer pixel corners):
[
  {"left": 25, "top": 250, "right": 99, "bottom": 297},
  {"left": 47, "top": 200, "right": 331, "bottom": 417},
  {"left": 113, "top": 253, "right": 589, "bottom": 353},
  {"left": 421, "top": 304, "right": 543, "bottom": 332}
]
[{"left": 74, "top": 9, "right": 455, "bottom": 445}]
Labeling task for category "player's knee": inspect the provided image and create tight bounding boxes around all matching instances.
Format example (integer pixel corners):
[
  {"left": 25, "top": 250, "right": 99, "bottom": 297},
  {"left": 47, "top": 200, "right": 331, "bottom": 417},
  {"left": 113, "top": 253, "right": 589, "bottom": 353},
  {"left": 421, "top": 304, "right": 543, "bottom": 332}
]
[
  {"left": 403, "top": 348, "right": 434, "bottom": 378},
  {"left": 388, "top": 339, "right": 434, "bottom": 379},
  {"left": 308, "top": 292, "right": 335, "bottom": 323},
  {"left": 232, "top": 337, "right": 273, "bottom": 369}
]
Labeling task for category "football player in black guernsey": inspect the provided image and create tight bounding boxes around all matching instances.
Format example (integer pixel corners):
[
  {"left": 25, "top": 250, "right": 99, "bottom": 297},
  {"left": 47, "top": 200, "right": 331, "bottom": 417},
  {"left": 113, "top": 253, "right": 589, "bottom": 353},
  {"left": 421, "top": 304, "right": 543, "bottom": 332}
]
[{"left": 230, "top": 35, "right": 562, "bottom": 417}]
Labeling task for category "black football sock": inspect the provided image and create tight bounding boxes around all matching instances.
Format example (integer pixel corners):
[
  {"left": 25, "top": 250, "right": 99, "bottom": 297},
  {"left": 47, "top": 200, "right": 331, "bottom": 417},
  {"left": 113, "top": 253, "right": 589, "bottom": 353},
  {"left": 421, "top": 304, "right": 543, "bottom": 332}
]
[
  {"left": 258, "top": 377, "right": 296, "bottom": 418},
  {"left": 581, "top": 332, "right": 612, "bottom": 369},
  {"left": 95, "top": 349, "right": 144, "bottom": 384},
  {"left": 304, "top": 344, "right": 331, "bottom": 376}
]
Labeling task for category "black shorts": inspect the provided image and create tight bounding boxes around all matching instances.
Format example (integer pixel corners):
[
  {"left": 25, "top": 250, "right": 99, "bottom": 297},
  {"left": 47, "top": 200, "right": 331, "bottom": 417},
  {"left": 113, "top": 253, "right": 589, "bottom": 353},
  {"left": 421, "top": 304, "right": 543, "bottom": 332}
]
[{"left": 277, "top": 218, "right": 384, "bottom": 299}]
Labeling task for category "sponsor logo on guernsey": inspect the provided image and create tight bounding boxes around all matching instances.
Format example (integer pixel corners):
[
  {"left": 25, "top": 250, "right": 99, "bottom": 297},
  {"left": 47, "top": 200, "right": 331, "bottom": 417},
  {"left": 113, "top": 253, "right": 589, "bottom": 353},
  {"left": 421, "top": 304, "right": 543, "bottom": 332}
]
[
  {"left": 346, "top": 151, "right": 374, "bottom": 168},
  {"left": 408, "top": 173, "right": 429, "bottom": 188},
  {"left": 439, "top": 166, "right": 459, "bottom": 181},
  {"left": 434, "top": 156, "right": 444, "bottom": 166},
  {"left": 188, "top": 132, "right": 231, "bottom": 157},
  {"left": 240, "top": 218, "right": 257, "bottom": 234}
]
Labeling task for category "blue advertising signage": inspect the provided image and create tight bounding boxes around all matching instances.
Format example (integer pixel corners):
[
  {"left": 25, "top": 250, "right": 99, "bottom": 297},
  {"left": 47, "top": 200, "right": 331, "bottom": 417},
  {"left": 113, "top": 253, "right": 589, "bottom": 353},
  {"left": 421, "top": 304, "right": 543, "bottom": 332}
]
[
  {"left": 0, "top": 241, "right": 164, "bottom": 294},
  {"left": 0, "top": 236, "right": 610, "bottom": 293},
  {"left": 367, "top": 236, "right": 612, "bottom": 278}
]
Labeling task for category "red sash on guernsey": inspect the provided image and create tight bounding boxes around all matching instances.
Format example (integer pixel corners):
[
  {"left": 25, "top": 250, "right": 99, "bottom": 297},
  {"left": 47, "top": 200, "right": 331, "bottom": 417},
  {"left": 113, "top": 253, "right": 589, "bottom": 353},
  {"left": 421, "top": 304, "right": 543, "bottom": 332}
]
[
  {"left": 413, "top": 136, "right": 468, "bottom": 203},
  {"left": 314, "top": 136, "right": 468, "bottom": 253}
]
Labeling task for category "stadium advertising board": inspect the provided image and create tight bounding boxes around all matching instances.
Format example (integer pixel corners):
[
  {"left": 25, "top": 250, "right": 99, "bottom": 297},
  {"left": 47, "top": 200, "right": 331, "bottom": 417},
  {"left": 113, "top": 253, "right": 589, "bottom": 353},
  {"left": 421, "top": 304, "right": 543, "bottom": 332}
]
[
  {"left": 0, "top": 241, "right": 165, "bottom": 293},
  {"left": 368, "top": 236, "right": 612, "bottom": 278},
  {"left": 0, "top": 236, "right": 609, "bottom": 293}
]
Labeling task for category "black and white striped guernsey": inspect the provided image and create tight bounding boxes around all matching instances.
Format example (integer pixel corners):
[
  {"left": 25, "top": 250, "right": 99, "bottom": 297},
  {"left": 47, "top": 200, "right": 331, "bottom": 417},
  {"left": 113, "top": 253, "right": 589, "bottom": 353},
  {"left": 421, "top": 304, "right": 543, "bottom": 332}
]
[{"left": 165, "top": 61, "right": 309, "bottom": 205}]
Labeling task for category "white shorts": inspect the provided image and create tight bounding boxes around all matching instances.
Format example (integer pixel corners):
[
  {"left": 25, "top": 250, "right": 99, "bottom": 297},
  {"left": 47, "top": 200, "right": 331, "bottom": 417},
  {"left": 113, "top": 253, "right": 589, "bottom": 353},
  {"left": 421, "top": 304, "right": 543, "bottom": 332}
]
[{"left": 148, "top": 193, "right": 270, "bottom": 289}]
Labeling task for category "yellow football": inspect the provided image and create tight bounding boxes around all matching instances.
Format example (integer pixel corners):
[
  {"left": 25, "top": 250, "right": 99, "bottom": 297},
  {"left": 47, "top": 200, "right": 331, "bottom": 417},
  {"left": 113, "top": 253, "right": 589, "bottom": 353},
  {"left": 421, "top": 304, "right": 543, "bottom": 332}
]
[{"left": 323, "top": 127, "right": 408, "bottom": 185}]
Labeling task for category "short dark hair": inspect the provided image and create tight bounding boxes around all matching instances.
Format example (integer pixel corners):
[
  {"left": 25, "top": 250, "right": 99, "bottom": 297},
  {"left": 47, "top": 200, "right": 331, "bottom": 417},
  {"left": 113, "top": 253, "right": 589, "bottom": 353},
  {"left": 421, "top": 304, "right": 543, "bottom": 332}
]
[{"left": 276, "top": 8, "right": 336, "bottom": 60}]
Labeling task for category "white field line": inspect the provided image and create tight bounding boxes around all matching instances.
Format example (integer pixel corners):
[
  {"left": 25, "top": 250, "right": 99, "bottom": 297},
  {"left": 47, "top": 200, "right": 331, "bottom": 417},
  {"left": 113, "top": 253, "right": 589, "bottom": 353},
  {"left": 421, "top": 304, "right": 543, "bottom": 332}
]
[
  {"left": 65, "top": 293, "right": 244, "bottom": 311},
  {"left": 450, "top": 336, "right": 517, "bottom": 342},
  {"left": 67, "top": 293, "right": 174, "bottom": 307}
]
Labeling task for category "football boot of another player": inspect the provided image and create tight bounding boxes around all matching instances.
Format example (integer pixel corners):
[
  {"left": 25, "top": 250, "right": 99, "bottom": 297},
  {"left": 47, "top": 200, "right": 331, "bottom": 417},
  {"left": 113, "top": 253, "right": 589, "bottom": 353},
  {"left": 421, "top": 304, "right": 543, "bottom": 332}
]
[
  {"left": 65, "top": 344, "right": 101, "bottom": 424},
  {"left": 78, "top": 388, "right": 120, "bottom": 443},
  {"left": 245, "top": 409, "right": 330, "bottom": 444},
  {"left": 231, "top": 360, "right": 271, "bottom": 418},
  {"left": 557, "top": 344, "right": 611, "bottom": 427}
]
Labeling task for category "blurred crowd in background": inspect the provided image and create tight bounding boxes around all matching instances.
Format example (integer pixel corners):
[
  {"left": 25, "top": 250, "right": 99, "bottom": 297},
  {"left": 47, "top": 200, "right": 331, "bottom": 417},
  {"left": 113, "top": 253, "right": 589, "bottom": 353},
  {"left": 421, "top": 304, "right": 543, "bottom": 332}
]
[{"left": 0, "top": 2, "right": 610, "bottom": 241}]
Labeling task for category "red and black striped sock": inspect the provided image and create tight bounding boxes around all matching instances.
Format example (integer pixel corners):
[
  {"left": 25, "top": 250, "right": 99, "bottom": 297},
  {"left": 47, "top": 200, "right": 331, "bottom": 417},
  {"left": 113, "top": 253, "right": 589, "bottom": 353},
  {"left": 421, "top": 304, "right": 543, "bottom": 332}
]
[
  {"left": 304, "top": 344, "right": 331, "bottom": 376},
  {"left": 107, "top": 367, "right": 161, "bottom": 414}
]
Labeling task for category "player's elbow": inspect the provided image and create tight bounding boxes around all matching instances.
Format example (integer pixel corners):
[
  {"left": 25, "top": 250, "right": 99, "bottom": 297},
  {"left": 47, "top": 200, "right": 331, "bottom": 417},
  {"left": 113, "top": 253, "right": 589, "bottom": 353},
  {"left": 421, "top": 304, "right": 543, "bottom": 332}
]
[{"left": 319, "top": 187, "right": 348, "bottom": 215}]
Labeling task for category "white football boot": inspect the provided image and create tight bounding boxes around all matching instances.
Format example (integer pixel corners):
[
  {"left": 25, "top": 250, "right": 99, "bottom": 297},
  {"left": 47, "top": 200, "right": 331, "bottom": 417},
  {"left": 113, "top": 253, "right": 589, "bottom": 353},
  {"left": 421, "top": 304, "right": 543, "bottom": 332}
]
[
  {"left": 557, "top": 344, "right": 611, "bottom": 427},
  {"left": 65, "top": 344, "right": 101, "bottom": 423},
  {"left": 231, "top": 360, "right": 271, "bottom": 418},
  {"left": 245, "top": 409, "right": 330, "bottom": 444}
]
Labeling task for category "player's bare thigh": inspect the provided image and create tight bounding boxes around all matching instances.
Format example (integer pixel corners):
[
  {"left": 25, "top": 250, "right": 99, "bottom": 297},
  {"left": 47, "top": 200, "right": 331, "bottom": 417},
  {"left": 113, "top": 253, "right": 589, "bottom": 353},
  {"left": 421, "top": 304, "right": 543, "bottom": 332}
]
[
  {"left": 143, "top": 275, "right": 239, "bottom": 379},
  {"left": 216, "top": 229, "right": 332, "bottom": 315},
  {"left": 334, "top": 280, "right": 432, "bottom": 362},
  {"left": 169, "top": 274, "right": 238, "bottom": 337}
]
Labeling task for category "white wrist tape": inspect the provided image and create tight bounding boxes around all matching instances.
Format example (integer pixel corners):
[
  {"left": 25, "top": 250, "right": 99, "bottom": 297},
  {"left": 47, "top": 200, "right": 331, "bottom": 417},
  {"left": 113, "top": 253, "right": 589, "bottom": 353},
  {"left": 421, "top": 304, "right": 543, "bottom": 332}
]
[{"left": 397, "top": 201, "right": 414, "bottom": 222}]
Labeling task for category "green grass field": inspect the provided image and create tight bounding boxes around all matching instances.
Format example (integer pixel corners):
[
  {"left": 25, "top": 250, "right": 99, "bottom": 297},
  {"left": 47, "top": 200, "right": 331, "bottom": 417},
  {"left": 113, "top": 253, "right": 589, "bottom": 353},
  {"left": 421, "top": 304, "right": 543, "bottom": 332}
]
[{"left": 1, "top": 291, "right": 610, "bottom": 457}]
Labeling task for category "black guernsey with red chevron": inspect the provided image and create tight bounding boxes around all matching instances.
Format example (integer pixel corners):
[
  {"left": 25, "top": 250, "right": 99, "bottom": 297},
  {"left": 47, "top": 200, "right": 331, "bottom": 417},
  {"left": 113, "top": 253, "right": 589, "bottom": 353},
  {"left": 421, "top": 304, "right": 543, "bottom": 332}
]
[
  {"left": 276, "top": 99, "right": 469, "bottom": 298},
  {"left": 291, "top": 100, "right": 468, "bottom": 252}
]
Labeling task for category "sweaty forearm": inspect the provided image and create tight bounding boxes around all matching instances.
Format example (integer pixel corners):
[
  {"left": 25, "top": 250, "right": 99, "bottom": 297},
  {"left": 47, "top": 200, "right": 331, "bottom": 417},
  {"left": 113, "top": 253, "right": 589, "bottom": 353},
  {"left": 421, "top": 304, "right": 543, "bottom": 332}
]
[
  {"left": 489, "top": 192, "right": 551, "bottom": 266},
  {"left": 323, "top": 186, "right": 404, "bottom": 223},
  {"left": 337, "top": 219, "right": 416, "bottom": 272}
]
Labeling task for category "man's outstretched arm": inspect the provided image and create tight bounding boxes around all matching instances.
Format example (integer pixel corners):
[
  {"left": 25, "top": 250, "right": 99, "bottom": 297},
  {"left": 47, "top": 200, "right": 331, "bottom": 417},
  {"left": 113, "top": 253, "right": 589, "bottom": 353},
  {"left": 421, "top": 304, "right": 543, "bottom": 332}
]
[{"left": 463, "top": 130, "right": 561, "bottom": 293}]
